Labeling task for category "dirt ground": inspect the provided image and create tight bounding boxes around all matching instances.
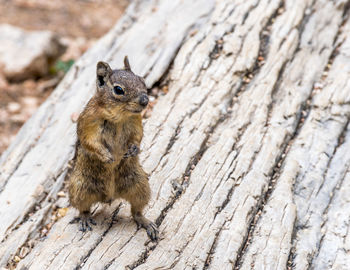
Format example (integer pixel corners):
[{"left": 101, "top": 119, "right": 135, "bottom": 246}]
[{"left": 0, "top": 0, "right": 129, "bottom": 154}]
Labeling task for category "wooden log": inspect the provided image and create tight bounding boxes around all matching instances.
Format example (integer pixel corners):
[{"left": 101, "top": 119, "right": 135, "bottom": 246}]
[{"left": 1, "top": 0, "right": 350, "bottom": 269}]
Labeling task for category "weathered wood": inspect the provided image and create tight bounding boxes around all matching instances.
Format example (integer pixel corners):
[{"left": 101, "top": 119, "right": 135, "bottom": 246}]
[
  {"left": 1, "top": 0, "right": 350, "bottom": 269},
  {"left": 0, "top": 0, "right": 214, "bottom": 267}
]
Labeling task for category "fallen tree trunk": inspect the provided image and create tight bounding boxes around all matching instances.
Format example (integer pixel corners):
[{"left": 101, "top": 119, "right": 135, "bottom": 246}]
[{"left": 1, "top": 0, "right": 350, "bottom": 269}]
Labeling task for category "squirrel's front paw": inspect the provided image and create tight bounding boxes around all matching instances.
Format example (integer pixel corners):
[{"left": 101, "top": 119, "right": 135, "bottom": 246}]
[
  {"left": 124, "top": 144, "right": 139, "bottom": 158},
  {"left": 101, "top": 152, "right": 115, "bottom": 163}
]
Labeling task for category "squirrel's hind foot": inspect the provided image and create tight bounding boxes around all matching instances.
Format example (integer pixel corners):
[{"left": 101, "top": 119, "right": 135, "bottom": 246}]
[
  {"left": 134, "top": 217, "right": 159, "bottom": 241},
  {"left": 70, "top": 213, "right": 97, "bottom": 232}
]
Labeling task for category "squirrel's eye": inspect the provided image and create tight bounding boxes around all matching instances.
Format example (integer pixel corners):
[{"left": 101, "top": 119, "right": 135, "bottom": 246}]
[{"left": 113, "top": 85, "right": 124, "bottom": 95}]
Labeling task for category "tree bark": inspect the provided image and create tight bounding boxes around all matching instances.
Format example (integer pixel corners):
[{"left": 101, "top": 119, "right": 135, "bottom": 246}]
[{"left": 1, "top": 0, "right": 350, "bottom": 269}]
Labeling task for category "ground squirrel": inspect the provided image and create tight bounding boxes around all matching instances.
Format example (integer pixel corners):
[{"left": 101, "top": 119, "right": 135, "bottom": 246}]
[{"left": 68, "top": 56, "right": 158, "bottom": 240}]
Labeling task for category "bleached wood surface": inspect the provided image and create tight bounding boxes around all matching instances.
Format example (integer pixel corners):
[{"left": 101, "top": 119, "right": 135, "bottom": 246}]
[{"left": 1, "top": 0, "right": 350, "bottom": 269}]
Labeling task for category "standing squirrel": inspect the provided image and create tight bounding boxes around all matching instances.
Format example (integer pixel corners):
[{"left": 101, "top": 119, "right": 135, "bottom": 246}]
[{"left": 68, "top": 56, "right": 158, "bottom": 241}]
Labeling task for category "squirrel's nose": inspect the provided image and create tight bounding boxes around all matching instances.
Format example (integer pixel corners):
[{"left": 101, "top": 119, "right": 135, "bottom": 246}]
[{"left": 139, "top": 94, "right": 149, "bottom": 107}]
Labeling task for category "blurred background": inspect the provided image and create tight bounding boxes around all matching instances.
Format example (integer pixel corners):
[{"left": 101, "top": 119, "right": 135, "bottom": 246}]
[{"left": 0, "top": 0, "right": 129, "bottom": 154}]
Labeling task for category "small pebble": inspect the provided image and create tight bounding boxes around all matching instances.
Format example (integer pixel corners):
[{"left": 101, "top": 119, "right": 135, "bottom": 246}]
[
  {"left": 189, "top": 29, "right": 198, "bottom": 37},
  {"left": 57, "top": 191, "right": 66, "bottom": 197},
  {"left": 71, "top": 112, "right": 80, "bottom": 122},
  {"left": 8, "top": 102, "right": 21, "bottom": 113},
  {"left": 314, "top": 82, "right": 324, "bottom": 89},
  {"left": 19, "top": 247, "right": 29, "bottom": 259},
  {"left": 57, "top": 207, "right": 68, "bottom": 218},
  {"left": 162, "top": 85, "right": 169, "bottom": 93}
]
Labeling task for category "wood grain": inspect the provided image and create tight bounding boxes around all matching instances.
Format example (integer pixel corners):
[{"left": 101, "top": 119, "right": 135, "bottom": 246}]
[{"left": 1, "top": 0, "right": 350, "bottom": 269}]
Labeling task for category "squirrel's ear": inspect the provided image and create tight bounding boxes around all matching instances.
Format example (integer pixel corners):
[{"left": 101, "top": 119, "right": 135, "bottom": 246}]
[
  {"left": 96, "top": 61, "right": 112, "bottom": 87},
  {"left": 124, "top": 56, "right": 132, "bottom": 71},
  {"left": 97, "top": 61, "right": 112, "bottom": 77}
]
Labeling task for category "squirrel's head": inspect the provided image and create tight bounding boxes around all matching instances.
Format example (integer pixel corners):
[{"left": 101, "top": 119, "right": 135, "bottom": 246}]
[{"left": 96, "top": 56, "right": 148, "bottom": 115}]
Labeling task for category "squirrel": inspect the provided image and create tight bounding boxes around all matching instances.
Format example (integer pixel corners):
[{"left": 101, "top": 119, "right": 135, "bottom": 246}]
[{"left": 68, "top": 56, "right": 158, "bottom": 241}]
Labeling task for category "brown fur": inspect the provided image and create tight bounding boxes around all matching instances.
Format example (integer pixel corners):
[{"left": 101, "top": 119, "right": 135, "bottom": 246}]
[{"left": 68, "top": 57, "right": 158, "bottom": 240}]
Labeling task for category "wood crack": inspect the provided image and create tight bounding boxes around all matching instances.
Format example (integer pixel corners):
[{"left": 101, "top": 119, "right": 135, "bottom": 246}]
[
  {"left": 2, "top": 166, "right": 67, "bottom": 257},
  {"left": 286, "top": 4, "right": 350, "bottom": 265},
  {"left": 203, "top": 221, "right": 227, "bottom": 270},
  {"left": 309, "top": 120, "right": 350, "bottom": 267},
  {"left": 151, "top": 88, "right": 213, "bottom": 176},
  {"left": 232, "top": 3, "right": 323, "bottom": 266},
  {"left": 74, "top": 204, "right": 122, "bottom": 270},
  {"left": 0, "top": 102, "right": 57, "bottom": 194},
  {"left": 124, "top": 97, "right": 231, "bottom": 269}
]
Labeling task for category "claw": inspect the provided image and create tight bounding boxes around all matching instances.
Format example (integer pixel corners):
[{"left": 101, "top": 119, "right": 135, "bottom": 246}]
[
  {"left": 89, "top": 218, "right": 97, "bottom": 225},
  {"left": 69, "top": 217, "right": 81, "bottom": 224},
  {"left": 136, "top": 221, "right": 142, "bottom": 230},
  {"left": 124, "top": 144, "right": 139, "bottom": 158},
  {"left": 79, "top": 220, "right": 86, "bottom": 232},
  {"left": 146, "top": 222, "right": 159, "bottom": 241}
]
